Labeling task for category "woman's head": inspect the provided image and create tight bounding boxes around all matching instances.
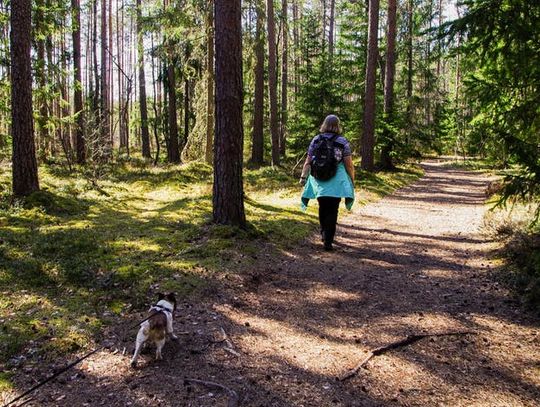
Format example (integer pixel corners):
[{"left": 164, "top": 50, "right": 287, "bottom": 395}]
[{"left": 319, "top": 114, "right": 342, "bottom": 134}]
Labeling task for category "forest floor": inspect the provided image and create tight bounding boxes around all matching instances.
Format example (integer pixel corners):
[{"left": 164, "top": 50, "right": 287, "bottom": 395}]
[{"left": 3, "top": 159, "right": 540, "bottom": 406}]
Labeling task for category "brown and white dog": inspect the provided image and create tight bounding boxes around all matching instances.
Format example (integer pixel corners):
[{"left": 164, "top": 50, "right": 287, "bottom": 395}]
[{"left": 131, "top": 293, "right": 178, "bottom": 367}]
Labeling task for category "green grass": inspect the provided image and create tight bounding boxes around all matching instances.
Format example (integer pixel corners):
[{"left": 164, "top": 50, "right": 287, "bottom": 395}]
[
  {"left": 0, "top": 159, "right": 422, "bottom": 384},
  {"left": 437, "top": 157, "right": 497, "bottom": 172}
]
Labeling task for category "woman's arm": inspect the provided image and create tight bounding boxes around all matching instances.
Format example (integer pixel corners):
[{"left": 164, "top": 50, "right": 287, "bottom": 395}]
[
  {"left": 299, "top": 156, "right": 312, "bottom": 185},
  {"left": 343, "top": 155, "right": 355, "bottom": 183}
]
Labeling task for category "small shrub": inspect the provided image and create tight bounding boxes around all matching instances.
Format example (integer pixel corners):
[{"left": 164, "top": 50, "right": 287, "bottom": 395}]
[{"left": 485, "top": 204, "right": 540, "bottom": 311}]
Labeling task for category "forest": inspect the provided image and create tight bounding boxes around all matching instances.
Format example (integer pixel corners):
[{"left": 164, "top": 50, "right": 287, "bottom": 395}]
[
  {"left": 1, "top": 0, "right": 540, "bottom": 405},
  {"left": 0, "top": 0, "right": 538, "bottom": 205}
]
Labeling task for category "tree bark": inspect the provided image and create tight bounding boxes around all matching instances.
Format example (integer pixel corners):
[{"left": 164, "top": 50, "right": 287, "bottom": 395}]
[
  {"left": 328, "top": 0, "right": 335, "bottom": 58},
  {"left": 213, "top": 0, "right": 246, "bottom": 227},
  {"left": 406, "top": 0, "right": 413, "bottom": 144},
  {"left": 35, "top": 0, "right": 49, "bottom": 159},
  {"left": 72, "top": 0, "right": 86, "bottom": 163},
  {"left": 380, "top": 0, "right": 397, "bottom": 170},
  {"left": 280, "top": 0, "right": 288, "bottom": 157},
  {"left": 137, "top": 0, "right": 151, "bottom": 158},
  {"left": 166, "top": 63, "right": 181, "bottom": 163},
  {"left": 100, "top": 0, "right": 111, "bottom": 160},
  {"left": 267, "top": 0, "right": 280, "bottom": 166},
  {"left": 92, "top": 0, "right": 100, "bottom": 132},
  {"left": 205, "top": 0, "right": 215, "bottom": 165},
  {"left": 361, "top": 0, "right": 379, "bottom": 172},
  {"left": 183, "top": 78, "right": 190, "bottom": 152},
  {"left": 251, "top": 0, "right": 265, "bottom": 165},
  {"left": 11, "top": 0, "right": 39, "bottom": 196},
  {"left": 292, "top": 0, "right": 299, "bottom": 98}
]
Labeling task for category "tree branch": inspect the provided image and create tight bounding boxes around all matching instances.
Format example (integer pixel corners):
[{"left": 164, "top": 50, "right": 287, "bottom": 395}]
[{"left": 339, "top": 330, "right": 476, "bottom": 381}]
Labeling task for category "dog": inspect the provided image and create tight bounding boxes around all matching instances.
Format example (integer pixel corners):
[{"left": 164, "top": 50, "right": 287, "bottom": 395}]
[{"left": 131, "top": 293, "right": 178, "bottom": 367}]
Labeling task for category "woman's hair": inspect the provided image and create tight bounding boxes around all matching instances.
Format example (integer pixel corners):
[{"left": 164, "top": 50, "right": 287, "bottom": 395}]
[{"left": 319, "top": 114, "right": 342, "bottom": 134}]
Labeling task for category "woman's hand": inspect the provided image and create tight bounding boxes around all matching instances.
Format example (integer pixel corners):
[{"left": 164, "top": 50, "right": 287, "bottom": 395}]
[{"left": 343, "top": 156, "right": 355, "bottom": 184}]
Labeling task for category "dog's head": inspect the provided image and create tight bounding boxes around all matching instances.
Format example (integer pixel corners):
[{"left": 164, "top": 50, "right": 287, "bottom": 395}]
[{"left": 157, "top": 292, "right": 177, "bottom": 311}]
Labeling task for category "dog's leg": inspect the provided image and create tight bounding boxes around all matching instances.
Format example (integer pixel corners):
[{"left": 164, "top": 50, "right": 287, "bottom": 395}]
[
  {"left": 131, "top": 328, "right": 147, "bottom": 367},
  {"left": 166, "top": 313, "right": 178, "bottom": 340},
  {"left": 155, "top": 338, "right": 166, "bottom": 360}
]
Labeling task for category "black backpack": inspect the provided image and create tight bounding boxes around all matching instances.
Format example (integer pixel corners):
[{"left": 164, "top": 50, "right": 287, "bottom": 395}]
[{"left": 311, "top": 134, "right": 340, "bottom": 181}]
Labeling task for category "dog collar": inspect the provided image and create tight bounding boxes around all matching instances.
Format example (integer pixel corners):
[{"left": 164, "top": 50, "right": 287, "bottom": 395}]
[{"left": 153, "top": 303, "right": 174, "bottom": 313}]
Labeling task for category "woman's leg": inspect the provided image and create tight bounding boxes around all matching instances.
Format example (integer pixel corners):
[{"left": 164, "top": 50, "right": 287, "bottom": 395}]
[{"left": 317, "top": 197, "right": 341, "bottom": 248}]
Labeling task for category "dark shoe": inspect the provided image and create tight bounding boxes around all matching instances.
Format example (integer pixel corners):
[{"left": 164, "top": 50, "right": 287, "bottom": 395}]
[{"left": 324, "top": 242, "right": 333, "bottom": 251}]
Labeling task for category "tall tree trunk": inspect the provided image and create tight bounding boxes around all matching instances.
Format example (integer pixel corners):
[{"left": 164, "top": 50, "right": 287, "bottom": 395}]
[
  {"left": 108, "top": 0, "right": 113, "bottom": 148},
  {"left": 455, "top": 6, "right": 463, "bottom": 157},
  {"left": 213, "top": 0, "right": 246, "bottom": 226},
  {"left": 117, "top": 0, "right": 126, "bottom": 150},
  {"left": 380, "top": 0, "right": 397, "bottom": 169},
  {"left": 328, "top": 0, "right": 335, "bottom": 58},
  {"left": 267, "top": 0, "right": 280, "bottom": 166},
  {"left": 251, "top": 0, "right": 265, "bottom": 165},
  {"left": 11, "top": 0, "right": 39, "bottom": 196},
  {"left": 166, "top": 63, "right": 180, "bottom": 163},
  {"left": 406, "top": 0, "right": 413, "bottom": 143},
  {"left": 35, "top": 1, "right": 49, "bottom": 159},
  {"left": 292, "top": 0, "right": 299, "bottom": 98},
  {"left": 137, "top": 0, "right": 151, "bottom": 158},
  {"left": 437, "top": 0, "right": 443, "bottom": 77},
  {"left": 92, "top": 0, "right": 100, "bottom": 133},
  {"left": 280, "top": 0, "right": 288, "bottom": 157},
  {"left": 150, "top": 32, "right": 161, "bottom": 164},
  {"left": 361, "top": 0, "right": 379, "bottom": 172},
  {"left": 72, "top": 0, "right": 86, "bottom": 163},
  {"left": 321, "top": 0, "right": 327, "bottom": 49},
  {"left": 183, "top": 78, "right": 190, "bottom": 152},
  {"left": 205, "top": 0, "right": 215, "bottom": 164},
  {"left": 100, "top": 0, "right": 111, "bottom": 160}
]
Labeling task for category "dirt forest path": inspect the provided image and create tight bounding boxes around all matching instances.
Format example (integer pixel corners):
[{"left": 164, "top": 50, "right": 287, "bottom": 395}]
[{"left": 8, "top": 160, "right": 540, "bottom": 407}]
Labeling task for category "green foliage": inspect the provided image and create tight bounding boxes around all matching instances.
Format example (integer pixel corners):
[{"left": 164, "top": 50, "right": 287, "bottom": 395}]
[
  {"left": 488, "top": 210, "right": 540, "bottom": 312},
  {"left": 504, "top": 231, "right": 540, "bottom": 310},
  {"left": 445, "top": 0, "right": 540, "bottom": 219},
  {"left": 0, "top": 371, "right": 13, "bottom": 392},
  {"left": 288, "top": 2, "right": 368, "bottom": 156}
]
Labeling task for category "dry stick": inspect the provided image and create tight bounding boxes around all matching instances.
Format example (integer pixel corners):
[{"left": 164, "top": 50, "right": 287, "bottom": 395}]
[
  {"left": 291, "top": 152, "right": 307, "bottom": 175},
  {"left": 339, "top": 331, "right": 476, "bottom": 382},
  {"left": 184, "top": 378, "right": 239, "bottom": 407}
]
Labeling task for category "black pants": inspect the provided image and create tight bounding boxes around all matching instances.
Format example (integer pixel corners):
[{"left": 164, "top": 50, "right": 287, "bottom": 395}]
[{"left": 317, "top": 197, "right": 341, "bottom": 245}]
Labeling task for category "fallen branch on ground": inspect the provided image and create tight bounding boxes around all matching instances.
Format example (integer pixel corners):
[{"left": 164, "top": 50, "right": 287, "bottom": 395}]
[
  {"left": 339, "top": 330, "right": 476, "bottom": 381},
  {"left": 184, "top": 378, "right": 239, "bottom": 407}
]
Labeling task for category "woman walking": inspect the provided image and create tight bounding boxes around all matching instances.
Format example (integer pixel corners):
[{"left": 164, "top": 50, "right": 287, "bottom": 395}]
[{"left": 300, "top": 115, "right": 355, "bottom": 251}]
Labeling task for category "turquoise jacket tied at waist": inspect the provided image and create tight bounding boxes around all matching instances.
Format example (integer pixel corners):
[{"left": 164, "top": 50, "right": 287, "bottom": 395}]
[{"left": 301, "top": 163, "right": 355, "bottom": 211}]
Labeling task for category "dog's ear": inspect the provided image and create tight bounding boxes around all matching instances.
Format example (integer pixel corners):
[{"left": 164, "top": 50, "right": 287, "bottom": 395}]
[
  {"left": 166, "top": 293, "right": 177, "bottom": 309},
  {"left": 157, "top": 292, "right": 165, "bottom": 300}
]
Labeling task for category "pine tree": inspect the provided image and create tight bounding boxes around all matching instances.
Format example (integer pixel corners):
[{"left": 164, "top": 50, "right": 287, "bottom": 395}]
[
  {"left": 11, "top": 0, "right": 39, "bottom": 196},
  {"left": 213, "top": 0, "right": 246, "bottom": 226},
  {"left": 361, "top": 0, "right": 379, "bottom": 171},
  {"left": 137, "top": 0, "right": 152, "bottom": 158}
]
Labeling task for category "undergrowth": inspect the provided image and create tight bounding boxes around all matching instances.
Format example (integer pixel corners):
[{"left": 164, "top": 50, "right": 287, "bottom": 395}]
[
  {"left": 483, "top": 203, "right": 540, "bottom": 312},
  {"left": 0, "top": 158, "right": 422, "bottom": 381}
]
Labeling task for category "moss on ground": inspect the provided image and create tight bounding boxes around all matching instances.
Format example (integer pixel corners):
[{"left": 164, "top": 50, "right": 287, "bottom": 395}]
[{"left": 0, "top": 159, "right": 422, "bottom": 384}]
